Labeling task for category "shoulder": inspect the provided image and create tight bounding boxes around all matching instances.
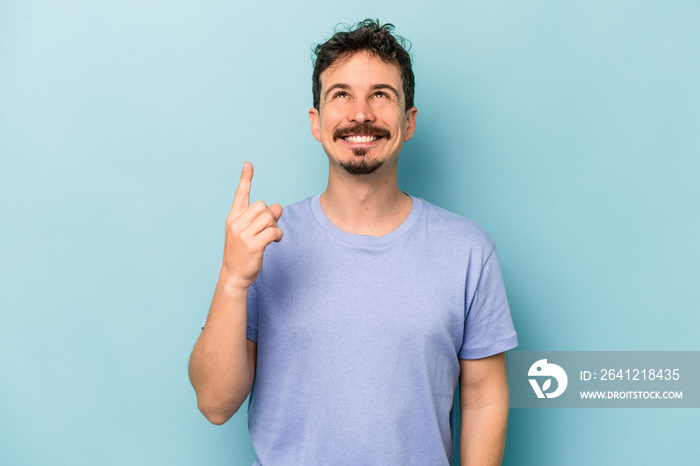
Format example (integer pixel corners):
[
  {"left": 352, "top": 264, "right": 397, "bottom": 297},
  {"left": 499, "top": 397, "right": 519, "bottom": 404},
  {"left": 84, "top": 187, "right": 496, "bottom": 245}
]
[
  {"left": 264, "top": 196, "right": 319, "bottom": 255},
  {"left": 416, "top": 197, "right": 495, "bottom": 252},
  {"left": 276, "top": 196, "right": 314, "bottom": 229}
]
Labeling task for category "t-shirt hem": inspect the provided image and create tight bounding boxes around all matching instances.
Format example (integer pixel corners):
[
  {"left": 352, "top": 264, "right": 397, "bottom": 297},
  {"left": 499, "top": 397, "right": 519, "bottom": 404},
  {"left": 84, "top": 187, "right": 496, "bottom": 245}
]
[
  {"left": 246, "top": 327, "right": 258, "bottom": 342},
  {"left": 458, "top": 334, "right": 518, "bottom": 359}
]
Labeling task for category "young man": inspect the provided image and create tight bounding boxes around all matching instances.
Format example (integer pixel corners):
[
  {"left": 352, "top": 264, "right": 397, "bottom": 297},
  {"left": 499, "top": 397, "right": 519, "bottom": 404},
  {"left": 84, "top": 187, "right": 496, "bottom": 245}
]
[{"left": 189, "top": 20, "right": 517, "bottom": 465}]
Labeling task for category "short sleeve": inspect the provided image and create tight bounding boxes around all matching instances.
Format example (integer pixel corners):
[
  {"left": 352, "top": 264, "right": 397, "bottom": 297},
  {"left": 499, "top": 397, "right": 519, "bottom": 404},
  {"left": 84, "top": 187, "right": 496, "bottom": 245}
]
[
  {"left": 459, "top": 247, "right": 518, "bottom": 359},
  {"left": 246, "top": 281, "right": 259, "bottom": 342}
]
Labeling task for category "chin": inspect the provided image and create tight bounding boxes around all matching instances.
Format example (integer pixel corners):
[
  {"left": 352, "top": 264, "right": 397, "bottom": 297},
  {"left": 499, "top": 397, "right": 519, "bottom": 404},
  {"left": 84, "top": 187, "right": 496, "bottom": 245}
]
[{"left": 339, "top": 158, "right": 384, "bottom": 175}]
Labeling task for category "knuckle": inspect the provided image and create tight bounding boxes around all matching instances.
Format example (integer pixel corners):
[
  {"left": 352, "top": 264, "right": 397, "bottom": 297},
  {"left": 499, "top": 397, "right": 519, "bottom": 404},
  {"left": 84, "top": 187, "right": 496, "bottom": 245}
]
[{"left": 252, "top": 200, "right": 267, "bottom": 210}]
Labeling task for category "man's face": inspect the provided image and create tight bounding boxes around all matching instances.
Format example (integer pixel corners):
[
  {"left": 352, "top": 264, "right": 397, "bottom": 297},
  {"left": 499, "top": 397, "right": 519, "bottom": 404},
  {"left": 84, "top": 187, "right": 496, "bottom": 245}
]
[{"left": 309, "top": 51, "right": 417, "bottom": 176}]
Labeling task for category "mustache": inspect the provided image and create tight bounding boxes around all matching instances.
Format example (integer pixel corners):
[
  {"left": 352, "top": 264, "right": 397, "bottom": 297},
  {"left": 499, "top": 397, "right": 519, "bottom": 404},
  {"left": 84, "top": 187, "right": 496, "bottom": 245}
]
[{"left": 333, "top": 124, "right": 391, "bottom": 141}]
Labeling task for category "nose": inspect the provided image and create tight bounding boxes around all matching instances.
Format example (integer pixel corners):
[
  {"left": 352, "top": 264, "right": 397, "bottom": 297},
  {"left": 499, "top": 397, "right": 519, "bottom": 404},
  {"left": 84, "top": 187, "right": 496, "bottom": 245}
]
[{"left": 348, "top": 98, "right": 375, "bottom": 124}]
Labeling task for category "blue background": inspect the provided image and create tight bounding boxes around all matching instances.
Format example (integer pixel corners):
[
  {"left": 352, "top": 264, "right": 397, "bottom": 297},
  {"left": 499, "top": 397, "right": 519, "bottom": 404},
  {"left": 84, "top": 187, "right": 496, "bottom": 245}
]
[{"left": 1, "top": 1, "right": 698, "bottom": 464}]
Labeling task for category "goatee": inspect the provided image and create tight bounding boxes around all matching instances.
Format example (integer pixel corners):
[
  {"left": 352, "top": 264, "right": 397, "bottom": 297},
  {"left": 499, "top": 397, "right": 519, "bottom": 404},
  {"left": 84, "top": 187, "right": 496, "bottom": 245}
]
[{"left": 339, "top": 148, "right": 384, "bottom": 175}]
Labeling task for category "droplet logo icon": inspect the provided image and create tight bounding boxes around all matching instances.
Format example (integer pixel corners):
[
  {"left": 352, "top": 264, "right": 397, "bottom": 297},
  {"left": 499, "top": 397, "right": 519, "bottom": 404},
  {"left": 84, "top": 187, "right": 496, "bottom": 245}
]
[{"left": 528, "top": 359, "right": 568, "bottom": 399}]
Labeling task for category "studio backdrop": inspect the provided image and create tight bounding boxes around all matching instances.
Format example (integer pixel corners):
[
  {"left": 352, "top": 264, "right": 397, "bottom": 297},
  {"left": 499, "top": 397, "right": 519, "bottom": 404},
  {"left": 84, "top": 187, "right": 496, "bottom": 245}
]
[{"left": 1, "top": 1, "right": 698, "bottom": 465}]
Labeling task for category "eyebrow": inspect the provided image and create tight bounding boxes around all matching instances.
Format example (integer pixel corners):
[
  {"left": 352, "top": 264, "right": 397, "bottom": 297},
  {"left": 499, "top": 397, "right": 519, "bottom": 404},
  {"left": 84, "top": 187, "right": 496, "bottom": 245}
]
[
  {"left": 323, "top": 83, "right": 401, "bottom": 101},
  {"left": 370, "top": 84, "right": 400, "bottom": 98},
  {"left": 324, "top": 83, "right": 350, "bottom": 101}
]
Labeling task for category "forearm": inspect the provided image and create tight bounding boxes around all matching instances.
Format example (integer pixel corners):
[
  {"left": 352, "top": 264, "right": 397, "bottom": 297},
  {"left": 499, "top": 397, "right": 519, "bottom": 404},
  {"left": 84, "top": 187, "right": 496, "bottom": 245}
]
[
  {"left": 459, "top": 400, "right": 509, "bottom": 465},
  {"left": 188, "top": 282, "right": 253, "bottom": 425}
]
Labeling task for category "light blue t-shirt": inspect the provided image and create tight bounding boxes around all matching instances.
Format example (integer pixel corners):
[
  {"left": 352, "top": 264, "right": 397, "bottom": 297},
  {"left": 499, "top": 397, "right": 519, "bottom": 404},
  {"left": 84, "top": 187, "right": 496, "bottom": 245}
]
[{"left": 246, "top": 195, "right": 517, "bottom": 465}]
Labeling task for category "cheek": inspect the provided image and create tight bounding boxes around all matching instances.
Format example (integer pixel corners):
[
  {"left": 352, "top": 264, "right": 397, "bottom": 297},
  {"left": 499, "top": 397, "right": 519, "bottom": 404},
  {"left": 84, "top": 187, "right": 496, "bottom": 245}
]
[
  {"left": 388, "top": 110, "right": 406, "bottom": 134},
  {"left": 322, "top": 100, "right": 351, "bottom": 116},
  {"left": 319, "top": 112, "right": 345, "bottom": 137}
]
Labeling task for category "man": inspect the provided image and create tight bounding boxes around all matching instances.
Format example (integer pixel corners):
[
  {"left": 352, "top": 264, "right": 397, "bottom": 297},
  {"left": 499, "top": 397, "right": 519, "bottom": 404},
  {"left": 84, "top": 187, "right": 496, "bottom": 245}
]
[{"left": 189, "top": 19, "right": 517, "bottom": 465}]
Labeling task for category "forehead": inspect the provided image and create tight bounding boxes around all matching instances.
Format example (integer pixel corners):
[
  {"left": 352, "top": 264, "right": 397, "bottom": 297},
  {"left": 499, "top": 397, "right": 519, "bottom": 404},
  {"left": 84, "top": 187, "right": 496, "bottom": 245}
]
[{"left": 320, "top": 51, "right": 403, "bottom": 92}]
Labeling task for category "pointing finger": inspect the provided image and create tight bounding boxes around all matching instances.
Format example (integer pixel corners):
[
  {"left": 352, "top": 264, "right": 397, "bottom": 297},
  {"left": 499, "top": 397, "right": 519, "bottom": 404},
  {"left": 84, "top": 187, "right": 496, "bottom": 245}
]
[{"left": 230, "top": 162, "right": 253, "bottom": 217}]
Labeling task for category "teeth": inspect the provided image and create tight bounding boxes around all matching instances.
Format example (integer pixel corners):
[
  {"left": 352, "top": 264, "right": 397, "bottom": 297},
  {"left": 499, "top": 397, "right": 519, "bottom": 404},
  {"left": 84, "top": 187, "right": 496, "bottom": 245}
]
[{"left": 344, "top": 135, "right": 378, "bottom": 143}]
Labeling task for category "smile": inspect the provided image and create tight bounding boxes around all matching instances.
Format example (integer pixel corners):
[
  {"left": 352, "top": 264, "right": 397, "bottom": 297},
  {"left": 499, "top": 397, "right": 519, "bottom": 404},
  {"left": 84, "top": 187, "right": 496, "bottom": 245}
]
[
  {"left": 342, "top": 135, "right": 381, "bottom": 143},
  {"left": 333, "top": 124, "right": 392, "bottom": 143}
]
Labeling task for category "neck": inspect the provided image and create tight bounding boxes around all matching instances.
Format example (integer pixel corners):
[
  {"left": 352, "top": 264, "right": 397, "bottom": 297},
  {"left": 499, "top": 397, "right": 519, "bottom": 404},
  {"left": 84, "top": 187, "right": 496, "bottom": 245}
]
[{"left": 320, "top": 164, "right": 412, "bottom": 236}]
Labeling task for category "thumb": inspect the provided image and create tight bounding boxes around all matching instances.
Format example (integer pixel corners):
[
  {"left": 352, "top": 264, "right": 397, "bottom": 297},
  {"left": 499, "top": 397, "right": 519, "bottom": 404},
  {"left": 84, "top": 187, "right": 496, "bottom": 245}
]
[{"left": 269, "top": 203, "right": 283, "bottom": 221}]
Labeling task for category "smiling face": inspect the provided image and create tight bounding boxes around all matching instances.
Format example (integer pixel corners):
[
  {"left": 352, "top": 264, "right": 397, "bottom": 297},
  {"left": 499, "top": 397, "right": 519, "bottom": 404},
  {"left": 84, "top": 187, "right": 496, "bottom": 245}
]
[{"left": 309, "top": 51, "right": 417, "bottom": 176}]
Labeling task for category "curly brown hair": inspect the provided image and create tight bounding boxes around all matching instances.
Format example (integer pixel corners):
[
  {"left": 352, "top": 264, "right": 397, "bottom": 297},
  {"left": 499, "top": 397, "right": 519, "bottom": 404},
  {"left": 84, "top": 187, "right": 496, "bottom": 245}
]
[{"left": 312, "top": 19, "right": 414, "bottom": 111}]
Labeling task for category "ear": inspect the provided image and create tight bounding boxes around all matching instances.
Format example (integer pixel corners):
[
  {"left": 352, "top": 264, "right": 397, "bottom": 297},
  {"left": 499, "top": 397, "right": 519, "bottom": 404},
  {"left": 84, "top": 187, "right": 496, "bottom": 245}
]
[
  {"left": 403, "top": 107, "right": 417, "bottom": 142},
  {"left": 309, "top": 108, "right": 322, "bottom": 142}
]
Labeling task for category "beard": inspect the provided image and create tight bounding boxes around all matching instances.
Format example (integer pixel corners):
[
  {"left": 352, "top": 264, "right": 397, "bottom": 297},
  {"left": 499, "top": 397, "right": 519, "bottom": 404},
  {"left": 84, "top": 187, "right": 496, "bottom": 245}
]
[
  {"left": 332, "top": 123, "right": 391, "bottom": 176},
  {"left": 338, "top": 148, "right": 384, "bottom": 175}
]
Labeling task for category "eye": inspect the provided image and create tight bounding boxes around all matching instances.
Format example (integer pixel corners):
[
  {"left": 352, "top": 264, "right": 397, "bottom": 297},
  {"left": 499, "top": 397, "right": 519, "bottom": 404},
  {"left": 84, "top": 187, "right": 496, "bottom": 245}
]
[
  {"left": 333, "top": 91, "right": 349, "bottom": 99},
  {"left": 372, "top": 91, "right": 389, "bottom": 98}
]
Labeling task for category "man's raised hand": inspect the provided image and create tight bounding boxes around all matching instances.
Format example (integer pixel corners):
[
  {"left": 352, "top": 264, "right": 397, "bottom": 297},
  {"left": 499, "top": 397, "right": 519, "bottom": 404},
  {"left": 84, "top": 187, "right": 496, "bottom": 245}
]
[{"left": 221, "top": 162, "right": 283, "bottom": 290}]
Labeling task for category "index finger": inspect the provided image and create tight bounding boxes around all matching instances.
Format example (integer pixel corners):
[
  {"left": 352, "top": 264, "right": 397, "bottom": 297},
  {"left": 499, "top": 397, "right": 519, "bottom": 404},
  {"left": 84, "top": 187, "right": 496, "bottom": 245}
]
[{"left": 230, "top": 161, "right": 253, "bottom": 217}]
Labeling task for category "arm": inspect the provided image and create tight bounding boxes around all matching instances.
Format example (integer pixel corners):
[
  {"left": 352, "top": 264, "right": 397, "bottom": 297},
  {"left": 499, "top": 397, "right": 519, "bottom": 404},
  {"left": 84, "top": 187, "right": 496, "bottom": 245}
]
[
  {"left": 459, "top": 352, "right": 510, "bottom": 466},
  {"left": 188, "top": 162, "right": 283, "bottom": 425},
  {"left": 188, "top": 288, "right": 257, "bottom": 425}
]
